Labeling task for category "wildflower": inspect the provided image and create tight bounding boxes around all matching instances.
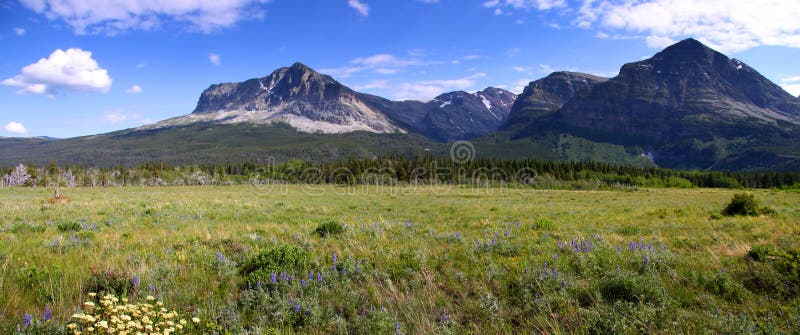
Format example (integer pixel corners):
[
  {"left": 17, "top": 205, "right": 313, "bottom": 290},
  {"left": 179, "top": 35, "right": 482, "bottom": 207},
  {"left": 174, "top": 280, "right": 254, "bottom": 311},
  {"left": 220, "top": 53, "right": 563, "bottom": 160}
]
[
  {"left": 644, "top": 255, "right": 650, "bottom": 267},
  {"left": 293, "top": 304, "right": 301, "bottom": 313},
  {"left": 281, "top": 271, "right": 288, "bottom": 282},
  {"left": 270, "top": 273, "right": 277, "bottom": 283},
  {"left": 455, "top": 231, "right": 461, "bottom": 239},
  {"left": 132, "top": 274, "right": 140, "bottom": 288},
  {"left": 23, "top": 313, "right": 33, "bottom": 327},
  {"left": 191, "top": 317, "right": 200, "bottom": 323},
  {"left": 406, "top": 221, "right": 413, "bottom": 228},
  {"left": 40, "top": 306, "right": 52, "bottom": 322},
  {"left": 301, "top": 279, "right": 307, "bottom": 287},
  {"left": 561, "top": 280, "right": 567, "bottom": 288},
  {"left": 333, "top": 253, "right": 337, "bottom": 264},
  {"left": 395, "top": 322, "right": 402, "bottom": 335},
  {"left": 553, "top": 254, "right": 558, "bottom": 260},
  {"left": 629, "top": 241, "right": 637, "bottom": 250},
  {"left": 216, "top": 252, "right": 227, "bottom": 263},
  {"left": 552, "top": 268, "right": 558, "bottom": 277},
  {"left": 309, "top": 271, "right": 314, "bottom": 280},
  {"left": 317, "top": 273, "right": 323, "bottom": 282}
]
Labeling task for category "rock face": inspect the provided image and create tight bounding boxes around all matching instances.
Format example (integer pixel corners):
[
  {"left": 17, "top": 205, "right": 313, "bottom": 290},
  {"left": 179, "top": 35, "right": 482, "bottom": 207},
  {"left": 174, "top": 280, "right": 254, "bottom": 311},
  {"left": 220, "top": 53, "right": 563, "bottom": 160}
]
[
  {"left": 357, "top": 87, "right": 517, "bottom": 142},
  {"left": 558, "top": 38, "right": 800, "bottom": 141},
  {"left": 149, "top": 62, "right": 404, "bottom": 134},
  {"left": 145, "top": 62, "right": 514, "bottom": 141},
  {"left": 419, "top": 88, "right": 517, "bottom": 141},
  {"left": 504, "top": 72, "right": 608, "bottom": 134},
  {"left": 505, "top": 38, "right": 800, "bottom": 169}
]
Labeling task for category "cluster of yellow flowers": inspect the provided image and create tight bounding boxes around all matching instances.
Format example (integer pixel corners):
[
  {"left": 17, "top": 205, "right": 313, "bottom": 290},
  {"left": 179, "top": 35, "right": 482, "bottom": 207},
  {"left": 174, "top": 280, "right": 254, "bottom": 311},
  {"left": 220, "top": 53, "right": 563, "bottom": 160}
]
[{"left": 67, "top": 293, "right": 200, "bottom": 335}]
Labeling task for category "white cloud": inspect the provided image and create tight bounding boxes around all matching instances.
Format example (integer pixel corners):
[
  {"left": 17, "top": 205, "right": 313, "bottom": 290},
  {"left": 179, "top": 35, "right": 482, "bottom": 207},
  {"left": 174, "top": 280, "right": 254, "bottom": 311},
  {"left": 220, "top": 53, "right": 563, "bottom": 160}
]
[
  {"left": 208, "top": 53, "right": 221, "bottom": 65},
  {"left": 512, "top": 79, "right": 533, "bottom": 94},
  {"left": 125, "top": 85, "right": 143, "bottom": 94},
  {"left": 2, "top": 48, "right": 112, "bottom": 96},
  {"left": 486, "top": 0, "right": 800, "bottom": 53},
  {"left": 103, "top": 110, "right": 143, "bottom": 124},
  {"left": 3, "top": 121, "right": 27, "bottom": 134},
  {"left": 393, "top": 73, "right": 487, "bottom": 101},
  {"left": 484, "top": 0, "right": 566, "bottom": 11},
  {"left": 578, "top": 0, "right": 800, "bottom": 53},
  {"left": 14, "top": 27, "right": 26, "bottom": 36},
  {"left": 320, "top": 53, "right": 427, "bottom": 78},
  {"left": 18, "top": 0, "right": 272, "bottom": 35},
  {"left": 780, "top": 76, "right": 800, "bottom": 97},
  {"left": 347, "top": 0, "right": 370, "bottom": 16}
]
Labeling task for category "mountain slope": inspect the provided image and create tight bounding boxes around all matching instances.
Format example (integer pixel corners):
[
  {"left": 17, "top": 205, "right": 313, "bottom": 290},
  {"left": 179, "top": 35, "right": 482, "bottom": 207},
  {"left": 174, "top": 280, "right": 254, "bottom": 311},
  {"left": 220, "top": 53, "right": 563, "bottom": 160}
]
[
  {"left": 508, "top": 38, "right": 800, "bottom": 170},
  {"left": 504, "top": 71, "right": 608, "bottom": 135},
  {"left": 143, "top": 62, "right": 404, "bottom": 134},
  {"left": 362, "top": 87, "right": 516, "bottom": 142}
]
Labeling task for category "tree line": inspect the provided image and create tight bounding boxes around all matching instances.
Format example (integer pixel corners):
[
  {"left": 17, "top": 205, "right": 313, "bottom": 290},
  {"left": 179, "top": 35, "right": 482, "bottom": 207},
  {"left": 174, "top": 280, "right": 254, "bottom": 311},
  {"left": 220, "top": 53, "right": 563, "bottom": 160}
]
[{"left": 1, "top": 158, "right": 799, "bottom": 189}]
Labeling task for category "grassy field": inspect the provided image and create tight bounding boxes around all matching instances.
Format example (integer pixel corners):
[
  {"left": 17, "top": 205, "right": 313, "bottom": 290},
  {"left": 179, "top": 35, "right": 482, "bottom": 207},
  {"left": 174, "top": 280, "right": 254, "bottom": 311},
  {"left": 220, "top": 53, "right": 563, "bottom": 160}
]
[{"left": 1, "top": 185, "right": 799, "bottom": 334}]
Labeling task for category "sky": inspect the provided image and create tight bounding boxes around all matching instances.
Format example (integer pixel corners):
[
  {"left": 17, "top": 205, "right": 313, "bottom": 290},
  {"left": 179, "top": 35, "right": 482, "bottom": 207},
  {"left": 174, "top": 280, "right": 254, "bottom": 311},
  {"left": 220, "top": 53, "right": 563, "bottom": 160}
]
[{"left": 1, "top": 0, "right": 800, "bottom": 138}]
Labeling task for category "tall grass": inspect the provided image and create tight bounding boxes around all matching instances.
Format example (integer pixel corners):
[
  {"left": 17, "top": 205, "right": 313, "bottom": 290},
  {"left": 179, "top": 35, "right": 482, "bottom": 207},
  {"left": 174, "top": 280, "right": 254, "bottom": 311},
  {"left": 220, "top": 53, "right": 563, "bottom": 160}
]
[{"left": 1, "top": 185, "right": 798, "bottom": 333}]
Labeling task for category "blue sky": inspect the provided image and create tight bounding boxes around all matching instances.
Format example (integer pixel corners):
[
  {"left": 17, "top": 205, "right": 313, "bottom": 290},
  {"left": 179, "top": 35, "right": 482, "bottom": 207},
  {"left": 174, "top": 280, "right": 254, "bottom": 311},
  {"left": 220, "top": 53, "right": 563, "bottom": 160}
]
[{"left": 1, "top": 0, "right": 800, "bottom": 138}]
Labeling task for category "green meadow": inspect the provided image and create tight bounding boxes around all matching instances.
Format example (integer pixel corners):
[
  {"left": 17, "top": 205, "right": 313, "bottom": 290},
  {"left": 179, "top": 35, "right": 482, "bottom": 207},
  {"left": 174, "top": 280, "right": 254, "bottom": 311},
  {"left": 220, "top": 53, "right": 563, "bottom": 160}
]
[{"left": 1, "top": 185, "right": 799, "bottom": 334}]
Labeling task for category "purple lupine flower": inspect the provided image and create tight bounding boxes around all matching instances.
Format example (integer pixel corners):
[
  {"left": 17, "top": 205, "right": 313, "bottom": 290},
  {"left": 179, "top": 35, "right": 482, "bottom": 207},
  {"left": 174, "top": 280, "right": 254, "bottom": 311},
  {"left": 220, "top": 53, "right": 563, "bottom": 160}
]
[
  {"left": 294, "top": 303, "right": 301, "bottom": 313},
  {"left": 42, "top": 307, "right": 52, "bottom": 322},
  {"left": 281, "top": 271, "right": 288, "bottom": 282},
  {"left": 616, "top": 245, "right": 622, "bottom": 252},
  {"left": 317, "top": 273, "right": 323, "bottom": 282},
  {"left": 543, "top": 262, "right": 547, "bottom": 269},
  {"left": 309, "top": 271, "right": 314, "bottom": 280},
  {"left": 643, "top": 255, "right": 650, "bottom": 267},
  {"left": 23, "top": 313, "right": 33, "bottom": 327},
  {"left": 406, "top": 221, "right": 413, "bottom": 228},
  {"left": 301, "top": 279, "right": 307, "bottom": 287},
  {"left": 294, "top": 233, "right": 300, "bottom": 241},
  {"left": 132, "top": 274, "right": 139, "bottom": 288},
  {"left": 504, "top": 229, "right": 510, "bottom": 237},
  {"left": 491, "top": 239, "right": 496, "bottom": 246},
  {"left": 340, "top": 267, "right": 346, "bottom": 275},
  {"left": 552, "top": 268, "right": 558, "bottom": 277},
  {"left": 395, "top": 322, "right": 402, "bottom": 335},
  {"left": 455, "top": 231, "right": 461, "bottom": 239},
  {"left": 270, "top": 273, "right": 277, "bottom": 283},
  {"left": 216, "top": 252, "right": 227, "bottom": 263},
  {"left": 561, "top": 280, "right": 567, "bottom": 288},
  {"left": 629, "top": 241, "right": 637, "bottom": 250},
  {"left": 333, "top": 253, "right": 337, "bottom": 264},
  {"left": 553, "top": 254, "right": 558, "bottom": 260}
]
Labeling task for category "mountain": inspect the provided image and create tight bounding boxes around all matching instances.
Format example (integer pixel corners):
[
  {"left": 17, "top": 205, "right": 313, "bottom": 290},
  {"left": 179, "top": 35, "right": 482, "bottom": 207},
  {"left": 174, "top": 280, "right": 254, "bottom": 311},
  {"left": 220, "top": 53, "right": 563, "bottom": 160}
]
[
  {"left": 508, "top": 38, "right": 800, "bottom": 170},
  {"left": 143, "top": 62, "right": 403, "bottom": 134},
  {"left": 368, "top": 88, "right": 516, "bottom": 142},
  {"left": 3, "top": 39, "right": 800, "bottom": 171},
  {"left": 504, "top": 71, "right": 608, "bottom": 134},
  {"left": 142, "top": 62, "right": 514, "bottom": 142}
]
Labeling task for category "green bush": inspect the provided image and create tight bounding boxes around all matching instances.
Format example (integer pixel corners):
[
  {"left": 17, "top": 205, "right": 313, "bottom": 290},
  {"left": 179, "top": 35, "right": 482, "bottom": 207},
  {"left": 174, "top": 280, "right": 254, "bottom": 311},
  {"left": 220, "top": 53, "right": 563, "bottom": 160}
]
[
  {"left": 85, "top": 267, "right": 134, "bottom": 295},
  {"left": 722, "top": 193, "right": 772, "bottom": 216},
  {"left": 56, "top": 220, "right": 82, "bottom": 232},
  {"left": 598, "top": 271, "right": 664, "bottom": 305},
  {"left": 315, "top": 219, "right": 345, "bottom": 237},
  {"left": 240, "top": 244, "right": 310, "bottom": 285},
  {"left": 531, "top": 218, "right": 555, "bottom": 230}
]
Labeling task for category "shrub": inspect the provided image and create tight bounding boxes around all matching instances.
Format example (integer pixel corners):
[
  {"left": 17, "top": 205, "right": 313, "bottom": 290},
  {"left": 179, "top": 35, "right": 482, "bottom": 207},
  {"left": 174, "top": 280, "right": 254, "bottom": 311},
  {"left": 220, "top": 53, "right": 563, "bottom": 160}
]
[
  {"left": 57, "top": 220, "right": 82, "bottom": 232},
  {"left": 240, "top": 244, "right": 310, "bottom": 286},
  {"left": 598, "top": 271, "right": 664, "bottom": 305},
  {"left": 531, "top": 218, "right": 555, "bottom": 230},
  {"left": 315, "top": 219, "right": 345, "bottom": 237},
  {"left": 722, "top": 193, "right": 772, "bottom": 216},
  {"left": 85, "top": 267, "right": 134, "bottom": 295}
]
